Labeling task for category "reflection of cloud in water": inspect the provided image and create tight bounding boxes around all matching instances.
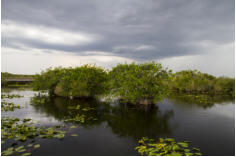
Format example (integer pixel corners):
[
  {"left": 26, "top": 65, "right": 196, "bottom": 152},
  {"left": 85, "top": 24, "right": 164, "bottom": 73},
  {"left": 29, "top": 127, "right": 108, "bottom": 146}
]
[
  {"left": 206, "top": 103, "right": 234, "bottom": 119},
  {"left": 1, "top": 90, "right": 62, "bottom": 126}
]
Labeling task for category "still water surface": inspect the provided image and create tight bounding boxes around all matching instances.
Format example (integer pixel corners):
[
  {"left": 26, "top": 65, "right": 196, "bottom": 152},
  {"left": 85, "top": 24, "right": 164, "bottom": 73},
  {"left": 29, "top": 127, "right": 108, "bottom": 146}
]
[{"left": 1, "top": 89, "right": 235, "bottom": 156}]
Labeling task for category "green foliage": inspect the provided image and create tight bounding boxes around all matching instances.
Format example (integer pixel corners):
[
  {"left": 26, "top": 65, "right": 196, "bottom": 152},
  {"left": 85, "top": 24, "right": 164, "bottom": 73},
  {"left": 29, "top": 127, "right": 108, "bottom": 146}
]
[
  {"left": 109, "top": 62, "right": 171, "bottom": 104},
  {"left": 33, "top": 64, "right": 234, "bottom": 103},
  {"left": 1, "top": 94, "right": 23, "bottom": 111},
  {"left": 1, "top": 101, "right": 21, "bottom": 111},
  {"left": 214, "top": 77, "right": 235, "bottom": 97},
  {"left": 171, "top": 70, "right": 234, "bottom": 96},
  {"left": 64, "top": 104, "right": 97, "bottom": 123},
  {"left": 33, "top": 65, "right": 108, "bottom": 98},
  {"left": 33, "top": 67, "right": 68, "bottom": 94},
  {"left": 135, "top": 137, "right": 202, "bottom": 156},
  {"left": 1, "top": 94, "right": 23, "bottom": 99},
  {"left": 1, "top": 116, "right": 78, "bottom": 156}
]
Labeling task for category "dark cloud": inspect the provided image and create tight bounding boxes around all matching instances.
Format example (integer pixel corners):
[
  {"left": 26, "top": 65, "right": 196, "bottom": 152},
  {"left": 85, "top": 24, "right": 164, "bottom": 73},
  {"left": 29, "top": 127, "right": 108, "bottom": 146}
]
[{"left": 2, "top": 0, "right": 234, "bottom": 60}]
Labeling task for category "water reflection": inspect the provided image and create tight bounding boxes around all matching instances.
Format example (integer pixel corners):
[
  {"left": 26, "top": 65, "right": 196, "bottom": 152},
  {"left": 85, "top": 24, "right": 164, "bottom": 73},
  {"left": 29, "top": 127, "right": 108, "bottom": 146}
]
[
  {"left": 107, "top": 103, "right": 173, "bottom": 140},
  {"left": 30, "top": 95, "right": 110, "bottom": 128},
  {"left": 169, "top": 93, "right": 234, "bottom": 108},
  {"left": 30, "top": 95, "right": 174, "bottom": 139},
  {"left": 2, "top": 90, "right": 234, "bottom": 155}
]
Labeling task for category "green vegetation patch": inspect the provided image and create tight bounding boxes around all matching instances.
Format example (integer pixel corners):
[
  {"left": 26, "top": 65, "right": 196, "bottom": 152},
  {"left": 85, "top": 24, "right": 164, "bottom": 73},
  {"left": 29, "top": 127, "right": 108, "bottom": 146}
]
[
  {"left": 171, "top": 70, "right": 235, "bottom": 97},
  {"left": 33, "top": 63, "right": 235, "bottom": 105},
  {"left": 135, "top": 137, "right": 202, "bottom": 156},
  {"left": 1, "top": 101, "right": 21, "bottom": 111},
  {"left": 1, "top": 94, "right": 23, "bottom": 99},
  {"left": 33, "top": 65, "right": 108, "bottom": 98},
  {"left": 64, "top": 104, "right": 97, "bottom": 123},
  {"left": 109, "top": 62, "right": 171, "bottom": 104},
  {"left": 1, "top": 117, "right": 77, "bottom": 156},
  {"left": 1, "top": 94, "right": 24, "bottom": 112}
]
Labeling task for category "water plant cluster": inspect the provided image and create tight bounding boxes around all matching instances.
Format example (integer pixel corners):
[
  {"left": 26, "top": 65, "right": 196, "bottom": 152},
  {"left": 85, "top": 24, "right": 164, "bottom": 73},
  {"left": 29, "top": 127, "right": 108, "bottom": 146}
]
[
  {"left": 33, "top": 62, "right": 234, "bottom": 105},
  {"left": 1, "top": 94, "right": 79, "bottom": 156},
  {"left": 1, "top": 94, "right": 23, "bottom": 99},
  {"left": 169, "top": 93, "right": 234, "bottom": 109},
  {"left": 135, "top": 137, "right": 202, "bottom": 156},
  {"left": 1, "top": 94, "right": 23, "bottom": 111},
  {"left": 1, "top": 117, "right": 70, "bottom": 155},
  {"left": 2, "top": 144, "right": 39, "bottom": 156},
  {"left": 64, "top": 105, "right": 97, "bottom": 123},
  {"left": 1, "top": 101, "right": 21, "bottom": 111}
]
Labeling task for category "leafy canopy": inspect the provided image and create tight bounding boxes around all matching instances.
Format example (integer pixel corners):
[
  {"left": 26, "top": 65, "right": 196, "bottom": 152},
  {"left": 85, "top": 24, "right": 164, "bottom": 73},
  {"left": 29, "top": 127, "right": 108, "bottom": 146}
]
[
  {"left": 109, "top": 62, "right": 171, "bottom": 104},
  {"left": 171, "top": 70, "right": 235, "bottom": 96},
  {"left": 33, "top": 65, "right": 108, "bottom": 98}
]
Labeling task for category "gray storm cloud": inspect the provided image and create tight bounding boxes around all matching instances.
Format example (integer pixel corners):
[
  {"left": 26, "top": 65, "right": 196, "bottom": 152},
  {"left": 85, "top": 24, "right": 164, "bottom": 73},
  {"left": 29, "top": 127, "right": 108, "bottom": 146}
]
[{"left": 2, "top": 0, "right": 234, "bottom": 60}]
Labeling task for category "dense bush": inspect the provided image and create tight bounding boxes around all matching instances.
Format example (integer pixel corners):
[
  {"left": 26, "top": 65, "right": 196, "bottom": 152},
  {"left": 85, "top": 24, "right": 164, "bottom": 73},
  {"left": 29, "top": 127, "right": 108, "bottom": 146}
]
[
  {"left": 33, "top": 64, "right": 234, "bottom": 103},
  {"left": 214, "top": 77, "right": 235, "bottom": 97},
  {"left": 33, "top": 65, "right": 108, "bottom": 98},
  {"left": 171, "top": 70, "right": 235, "bottom": 96},
  {"left": 108, "top": 62, "right": 171, "bottom": 105},
  {"left": 33, "top": 67, "right": 68, "bottom": 95}
]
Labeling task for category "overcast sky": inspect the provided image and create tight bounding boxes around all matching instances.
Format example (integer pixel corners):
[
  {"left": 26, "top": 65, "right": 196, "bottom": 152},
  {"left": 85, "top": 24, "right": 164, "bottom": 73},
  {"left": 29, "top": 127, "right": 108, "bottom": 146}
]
[{"left": 1, "top": 0, "right": 235, "bottom": 77}]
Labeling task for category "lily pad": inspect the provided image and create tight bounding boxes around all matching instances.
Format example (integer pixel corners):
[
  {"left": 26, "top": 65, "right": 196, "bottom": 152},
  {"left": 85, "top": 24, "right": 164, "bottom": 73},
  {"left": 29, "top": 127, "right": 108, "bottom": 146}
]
[
  {"left": 34, "top": 144, "right": 40, "bottom": 149},
  {"left": 22, "top": 152, "right": 31, "bottom": 156},
  {"left": 70, "top": 126, "right": 77, "bottom": 129},
  {"left": 54, "top": 134, "right": 64, "bottom": 139},
  {"left": 17, "top": 149, "right": 26, "bottom": 153}
]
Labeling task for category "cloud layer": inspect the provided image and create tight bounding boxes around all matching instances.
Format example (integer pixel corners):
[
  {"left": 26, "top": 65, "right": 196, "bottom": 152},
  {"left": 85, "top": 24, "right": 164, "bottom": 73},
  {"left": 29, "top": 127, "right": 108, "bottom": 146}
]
[{"left": 1, "top": 0, "right": 235, "bottom": 76}]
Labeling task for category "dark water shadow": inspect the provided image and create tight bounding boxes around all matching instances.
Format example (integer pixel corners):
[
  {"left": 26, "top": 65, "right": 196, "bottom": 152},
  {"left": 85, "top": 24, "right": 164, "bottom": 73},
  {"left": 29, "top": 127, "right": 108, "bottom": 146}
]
[{"left": 30, "top": 94, "right": 174, "bottom": 140}]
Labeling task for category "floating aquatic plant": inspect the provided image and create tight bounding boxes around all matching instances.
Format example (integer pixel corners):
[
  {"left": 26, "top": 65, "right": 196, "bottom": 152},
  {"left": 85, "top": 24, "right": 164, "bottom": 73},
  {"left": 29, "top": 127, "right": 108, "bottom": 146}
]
[
  {"left": 1, "top": 94, "right": 23, "bottom": 99},
  {"left": 1, "top": 94, "right": 23, "bottom": 112},
  {"left": 1, "top": 117, "right": 77, "bottom": 156},
  {"left": 135, "top": 137, "right": 202, "bottom": 156},
  {"left": 1, "top": 101, "right": 21, "bottom": 111},
  {"left": 64, "top": 105, "right": 97, "bottom": 123},
  {"left": 64, "top": 114, "right": 85, "bottom": 123}
]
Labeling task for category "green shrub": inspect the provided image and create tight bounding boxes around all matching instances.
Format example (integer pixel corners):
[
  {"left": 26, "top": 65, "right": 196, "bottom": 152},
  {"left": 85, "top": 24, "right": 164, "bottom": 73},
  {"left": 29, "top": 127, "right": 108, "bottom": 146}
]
[
  {"left": 56, "top": 65, "right": 108, "bottom": 98},
  {"left": 214, "top": 77, "right": 235, "bottom": 97},
  {"left": 109, "top": 62, "right": 171, "bottom": 105},
  {"left": 171, "top": 70, "right": 235, "bottom": 96},
  {"left": 33, "top": 67, "right": 68, "bottom": 95},
  {"left": 33, "top": 65, "right": 108, "bottom": 98}
]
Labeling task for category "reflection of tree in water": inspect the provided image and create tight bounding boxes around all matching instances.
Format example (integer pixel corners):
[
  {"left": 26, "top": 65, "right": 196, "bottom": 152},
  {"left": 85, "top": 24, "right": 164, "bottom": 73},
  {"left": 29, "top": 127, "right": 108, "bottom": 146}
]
[
  {"left": 106, "top": 103, "right": 174, "bottom": 140},
  {"left": 169, "top": 93, "right": 234, "bottom": 109},
  {"left": 31, "top": 95, "right": 174, "bottom": 140},
  {"left": 30, "top": 95, "right": 111, "bottom": 128}
]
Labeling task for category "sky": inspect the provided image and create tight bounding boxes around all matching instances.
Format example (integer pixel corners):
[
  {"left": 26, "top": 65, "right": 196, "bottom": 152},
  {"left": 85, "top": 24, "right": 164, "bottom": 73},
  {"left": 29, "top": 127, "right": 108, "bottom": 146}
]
[{"left": 1, "top": 0, "right": 235, "bottom": 77}]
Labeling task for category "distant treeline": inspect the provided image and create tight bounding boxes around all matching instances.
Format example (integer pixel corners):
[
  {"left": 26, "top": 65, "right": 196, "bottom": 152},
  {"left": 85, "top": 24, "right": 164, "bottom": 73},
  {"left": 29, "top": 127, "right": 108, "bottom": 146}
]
[
  {"left": 32, "top": 62, "right": 235, "bottom": 105},
  {"left": 1, "top": 72, "right": 35, "bottom": 86},
  {"left": 1, "top": 72, "right": 35, "bottom": 79},
  {"left": 170, "top": 70, "right": 235, "bottom": 96}
]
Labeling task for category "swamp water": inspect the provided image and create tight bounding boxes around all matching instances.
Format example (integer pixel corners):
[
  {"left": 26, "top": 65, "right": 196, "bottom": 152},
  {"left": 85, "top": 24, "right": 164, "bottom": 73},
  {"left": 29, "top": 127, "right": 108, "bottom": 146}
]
[{"left": 1, "top": 88, "right": 235, "bottom": 156}]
